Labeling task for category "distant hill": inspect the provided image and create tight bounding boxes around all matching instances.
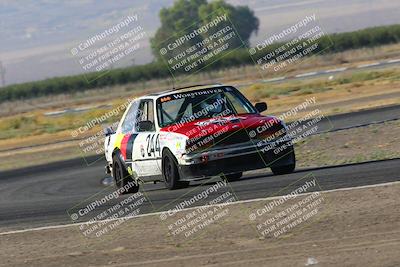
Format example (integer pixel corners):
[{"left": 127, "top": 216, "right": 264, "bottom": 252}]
[{"left": 0, "top": 0, "right": 399, "bottom": 85}]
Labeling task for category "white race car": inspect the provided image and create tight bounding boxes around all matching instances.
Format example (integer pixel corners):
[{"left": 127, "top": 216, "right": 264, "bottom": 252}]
[{"left": 104, "top": 84, "right": 295, "bottom": 192}]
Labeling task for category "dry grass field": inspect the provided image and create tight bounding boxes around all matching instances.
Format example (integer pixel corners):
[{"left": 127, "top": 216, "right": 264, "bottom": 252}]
[{"left": 0, "top": 43, "right": 399, "bottom": 170}]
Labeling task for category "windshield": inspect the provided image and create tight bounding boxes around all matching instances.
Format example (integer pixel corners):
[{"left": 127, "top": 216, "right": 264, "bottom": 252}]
[{"left": 157, "top": 86, "right": 257, "bottom": 127}]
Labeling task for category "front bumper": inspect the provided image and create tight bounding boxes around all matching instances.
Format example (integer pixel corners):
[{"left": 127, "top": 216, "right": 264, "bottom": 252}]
[{"left": 178, "top": 139, "right": 295, "bottom": 181}]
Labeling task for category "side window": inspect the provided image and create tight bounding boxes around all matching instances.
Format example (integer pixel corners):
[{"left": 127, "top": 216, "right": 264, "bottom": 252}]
[
  {"left": 120, "top": 101, "right": 139, "bottom": 134},
  {"left": 136, "top": 100, "right": 155, "bottom": 132},
  {"left": 147, "top": 100, "right": 155, "bottom": 125}
]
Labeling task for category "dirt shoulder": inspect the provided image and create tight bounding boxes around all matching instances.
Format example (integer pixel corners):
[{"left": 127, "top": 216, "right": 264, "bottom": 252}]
[
  {"left": 1, "top": 182, "right": 399, "bottom": 267},
  {"left": 295, "top": 120, "right": 400, "bottom": 167}
]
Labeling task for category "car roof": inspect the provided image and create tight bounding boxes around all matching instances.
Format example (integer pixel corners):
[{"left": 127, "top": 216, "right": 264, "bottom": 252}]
[{"left": 138, "top": 84, "right": 225, "bottom": 100}]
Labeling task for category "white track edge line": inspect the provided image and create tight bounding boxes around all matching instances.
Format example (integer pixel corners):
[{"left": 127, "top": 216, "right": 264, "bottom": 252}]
[
  {"left": 324, "top": 67, "right": 347, "bottom": 73},
  {"left": 264, "top": 77, "right": 286, "bottom": 82},
  {"left": 356, "top": 62, "right": 380, "bottom": 68},
  {"left": 387, "top": 59, "right": 400, "bottom": 63},
  {"left": 295, "top": 72, "right": 317, "bottom": 78},
  {"left": 1, "top": 180, "right": 399, "bottom": 236}
]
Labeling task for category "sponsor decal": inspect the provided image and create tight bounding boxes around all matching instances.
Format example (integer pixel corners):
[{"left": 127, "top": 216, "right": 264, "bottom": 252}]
[
  {"left": 194, "top": 116, "right": 243, "bottom": 127},
  {"left": 160, "top": 96, "right": 172, "bottom": 102},
  {"left": 171, "top": 88, "right": 223, "bottom": 100},
  {"left": 140, "top": 144, "right": 145, "bottom": 157}
]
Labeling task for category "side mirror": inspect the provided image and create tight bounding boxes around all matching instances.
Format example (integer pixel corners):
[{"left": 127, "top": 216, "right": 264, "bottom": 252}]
[
  {"left": 104, "top": 127, "right": 115, "bottom": 137},
  {"left": 255, "top": 102, "right": 268, "bottom": 113},
  {"left": 137, "top": 121, "right": 154, "bottom": 132}
]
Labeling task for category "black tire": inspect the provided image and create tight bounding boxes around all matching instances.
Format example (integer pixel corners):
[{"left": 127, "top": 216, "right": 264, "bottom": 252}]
[
  {"left": 271, "top": 151, "right": 296, "bottom": 175},
  {"left": 222, "top": 172, "right": 243, "bottom": 182},
  {"left": 112, "top": 154, "right": 139, "bottom": 194},
  {"left": 271, "top": 164, "right": 295, "bottom": 175},
  {"left": 162, "top": 150, "right": 189, "bottom": 190}
]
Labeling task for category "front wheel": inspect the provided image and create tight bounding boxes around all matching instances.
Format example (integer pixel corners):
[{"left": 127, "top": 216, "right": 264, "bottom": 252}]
[
  {"left": 162, "top": 151, "right": 189, "bottom": 190},
  {"left": 112, "top": 154, "right": 139, "bottom": 194},
  {"left": 222, "top": 172, "right": 243, "bottom": 182},
  {"left": 271, "top": 150, "right": 296, "bottom": 175},
  {"left": 271, "top": 163, "right": 295, "bottom": 175}
]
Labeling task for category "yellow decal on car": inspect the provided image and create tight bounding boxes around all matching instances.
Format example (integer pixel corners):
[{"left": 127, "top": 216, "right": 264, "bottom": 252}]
[{"left": 114, "top": 133, "right": 125, "bottom": 149}]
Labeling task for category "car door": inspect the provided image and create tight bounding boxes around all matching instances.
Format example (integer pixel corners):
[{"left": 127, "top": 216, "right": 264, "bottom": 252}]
[{"left": 132, "top": 99, "right": 162, "bottom": 178}]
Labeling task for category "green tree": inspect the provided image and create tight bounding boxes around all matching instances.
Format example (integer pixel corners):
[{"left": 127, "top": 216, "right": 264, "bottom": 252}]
[
  {"left": 150, "top": 0, "right": 207, "bottom": 59},
  {"left": 198, "top": 0, "right": 259, "bottom": 47},
  {"left": 150, "top": 0, "right": 259, "bottom": 60}
]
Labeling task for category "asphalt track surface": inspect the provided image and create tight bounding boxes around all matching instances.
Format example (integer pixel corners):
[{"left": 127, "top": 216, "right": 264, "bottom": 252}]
[{"left": 0, "top": 105, "right": 399, "bottom": 231}]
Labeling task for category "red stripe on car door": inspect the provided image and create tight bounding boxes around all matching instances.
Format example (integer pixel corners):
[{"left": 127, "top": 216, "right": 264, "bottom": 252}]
[{"left": 120, "top": 134, "right": 131, "bottom": 160}]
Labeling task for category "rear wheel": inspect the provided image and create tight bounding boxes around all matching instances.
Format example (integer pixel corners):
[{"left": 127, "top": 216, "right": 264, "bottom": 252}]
[
  {"left": 162, "top": 151, "right": 189, "bottom": 190},
  {"left": 222, "top": 172, "right": 243, "bottom": 182},
  {"left": 112, "top": 154, "right": 139, "bottom": 194}
]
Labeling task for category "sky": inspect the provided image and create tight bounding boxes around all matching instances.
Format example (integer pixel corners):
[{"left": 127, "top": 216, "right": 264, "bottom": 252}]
[{"left": 0, "top": 0, "right": 399, "bottom": 85}]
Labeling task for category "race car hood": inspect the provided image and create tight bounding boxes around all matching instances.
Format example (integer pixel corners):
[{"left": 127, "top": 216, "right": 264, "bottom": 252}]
[{"left": 160, "top": 114, "right": 283, "bottom": 140}]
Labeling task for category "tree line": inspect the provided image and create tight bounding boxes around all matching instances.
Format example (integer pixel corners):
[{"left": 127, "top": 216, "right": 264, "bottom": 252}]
[{"left": 1, "top": 24, "right": 400, "bottom": 103}]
